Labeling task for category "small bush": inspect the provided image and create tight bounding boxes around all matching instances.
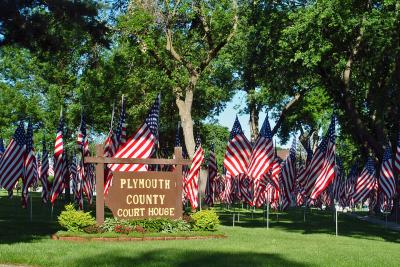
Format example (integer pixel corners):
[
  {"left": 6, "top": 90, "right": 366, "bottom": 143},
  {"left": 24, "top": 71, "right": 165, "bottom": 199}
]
[
  {"left": 114, "top": 225, "right": 133, "bottom": 234},
  {"left": 182, "top": 214, "right": 195, "bottom": 225},
  {"left": 191, "top": 209, "right": 220, "bottom": 231},
  {"left": 101, "top": 218, "right": 131, "bottom": 232},
  {"left": 134, "top": 225, "right": 146, "bottom": 234},
  {"left": 58, "top": 204, "right": 96, "bottom": 232},
  {"left": 83, "top": 225, "right": 104, "bottom": 234},
  {"left": 101, "top": 217, "right": 191, "bottom": 233}
]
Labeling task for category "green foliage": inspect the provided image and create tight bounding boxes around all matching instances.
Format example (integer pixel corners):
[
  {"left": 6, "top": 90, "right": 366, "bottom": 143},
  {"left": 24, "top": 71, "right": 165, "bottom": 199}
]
[
  {"left": 191, "top": 209, "right": 220, "bottom": 231},
  {"left": 83, "top": 225, "right": 105, "bottom": 234},
  {"left": 58, "top": 204, "right": 96, "bottom": 232},
  {"left": 101, "top": 217, "right": 191, "bottom": 233}
]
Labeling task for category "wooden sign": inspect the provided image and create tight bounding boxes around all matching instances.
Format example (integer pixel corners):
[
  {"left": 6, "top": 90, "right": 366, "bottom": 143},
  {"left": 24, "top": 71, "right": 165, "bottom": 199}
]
[
  {"left": 105, "top": 171, "right": 182, "bottom": 219},
  {"left": 85, "top": 145, "right": 191, "bottom": 224}
]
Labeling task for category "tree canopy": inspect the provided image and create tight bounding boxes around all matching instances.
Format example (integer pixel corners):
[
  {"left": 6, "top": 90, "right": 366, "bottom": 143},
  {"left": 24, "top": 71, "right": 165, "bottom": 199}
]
[{"left": 1, "top": 0, "right": 400, "bottom": 167}]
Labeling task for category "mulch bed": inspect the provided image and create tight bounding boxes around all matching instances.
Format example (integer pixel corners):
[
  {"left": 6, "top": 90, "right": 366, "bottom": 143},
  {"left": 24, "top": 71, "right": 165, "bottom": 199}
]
[{"left": 51, "top": 234, "right": 226, "bottom": 242}]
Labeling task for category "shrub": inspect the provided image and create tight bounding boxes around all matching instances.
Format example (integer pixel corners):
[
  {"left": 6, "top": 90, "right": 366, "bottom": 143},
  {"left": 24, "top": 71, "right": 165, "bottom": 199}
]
[
  {"left": 101, "top": 217, "right": 191, "bottom": 233},
  {"left": 182, "top": 214, "right": 195, "bottom": 225},
  {"left": 191, "top": 209, "right": 220, "bottom": 231},
  {"left": 101, "top": 218, "right": 131, "bottom": 232},
  {"left": 58, "top": 204, "right": 96, "bottom": 232},
  {"left": 114, "top": 225, "right": 133, "bottom": 234},
  {"left": 134, "top": 225, "right": 146, "bottom": 234},
  {"left": 83, "top": 225, "right": 104, "bottom": 234}
]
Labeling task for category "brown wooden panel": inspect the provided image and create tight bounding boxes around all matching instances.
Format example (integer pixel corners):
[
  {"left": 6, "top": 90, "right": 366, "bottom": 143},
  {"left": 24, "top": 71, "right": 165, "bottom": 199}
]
[{"left": 105, "top": 171, "right": 183, "bottom": 220}]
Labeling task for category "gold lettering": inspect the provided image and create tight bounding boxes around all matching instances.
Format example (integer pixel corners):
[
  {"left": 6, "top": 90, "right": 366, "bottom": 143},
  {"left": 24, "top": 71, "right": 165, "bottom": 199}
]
[
  {"left": 120, "top": 179, "right": 126, "bottom": 189},
  {"left": 165, "top": 180, "right": 170, "bottom": 189},
  {"left": 117, "top": 209, "right": 123, "bottom": 217},
  {"left": 146, "top": 194, "right": 152, "bottom": 204},
  {"left": 126, "top": 195, "right": 132, "bottom": 205},
  {"left": 159, "top": 194, "right": 165, "bottom": 205},
  {"left": 139, "top": 179, "right": 144, "bottom": 188}
]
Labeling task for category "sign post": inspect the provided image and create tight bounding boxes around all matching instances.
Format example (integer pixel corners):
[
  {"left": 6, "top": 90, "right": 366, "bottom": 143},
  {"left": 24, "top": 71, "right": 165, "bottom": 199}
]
[{"left": 86, "top": 145, "right": 191, "bottom": 224}]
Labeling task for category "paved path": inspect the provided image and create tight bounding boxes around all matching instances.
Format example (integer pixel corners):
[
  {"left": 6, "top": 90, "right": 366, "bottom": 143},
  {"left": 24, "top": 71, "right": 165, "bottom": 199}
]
[{"left": 347, "top": 213, "right": 400, "bottom": 232}]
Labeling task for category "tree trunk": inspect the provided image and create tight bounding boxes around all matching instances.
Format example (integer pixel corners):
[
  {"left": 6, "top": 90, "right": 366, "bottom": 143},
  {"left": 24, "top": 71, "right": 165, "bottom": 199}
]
[
  {"left": 249, "top": 104, "right": 259, "bottom": 143},
  {"left": 175, "top": 83, "right": 196, "bottom": 158}
]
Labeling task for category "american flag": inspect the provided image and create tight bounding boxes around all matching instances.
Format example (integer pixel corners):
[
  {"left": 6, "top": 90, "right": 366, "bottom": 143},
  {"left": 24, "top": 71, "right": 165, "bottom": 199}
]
[
  {"left": 50, "top": 115, "right": 64, "bottom": 204},
  {"left": 0, "top": 122, "right": 26, "bottom": 191},
  {"left": 40, "top": 140, "right": 49, "bottom": 203},
  {"left": 214, "top": 174, "right": 224, "bottom": 202},
  {"left": 185, "top": 135, "right": 205, "bottom": 209},
  {"left": 76, "top": 113, "right": 94, "bottom": 203},
  {"left": 331, "top": 157, "right": 344, "bottom": 202},
  {"left": 174, "top": 124, "right": 188, "bottom": 202},
  {"left": 83, "top": 135, "right": 94, "bottom": 204},
  {"left": 378, "top": 146, "right": 396, "bottom": 200},
  {"left": 239, "top": 174, "right": 253, "bottom": 205},
  {"left": 269, "top": 157, "right": 282, "bottom": 191},
  {"left": 77, "top": 113, "right": 86, "bottom": 149},
  {"left": 280, "top": 191, "right": 290, "bottom": 210},
  {"left": 62, "top": 153, "right": 70, "bottom": 196},
  {"left": 115, "top": 96, "right": 127, "bottom": 146},
  {"left": 352, "top": 157, "right": 376, "bottom": 204},
  {"left": 344, "top": 163, "right": 358, "bottom": 207},
  {"left": 48, "top": 158, "right": 54, "bottom": 177},
  {"left": 0, "top": 138, "right": 5, "bottom": 158},
  {"left": 296, "top": 188, "right": 306, "bottom": 206},
  {"left": 253, "top": 176, "right": 268, "bottom": 207},
  {"left": 296, "top": 165, "right": 307, "bottom": 189},
  {"left": 36, "top": 153, "right": 41, "bottom": 185},
  {"left": 247, "top": 117, "right": 274, "bottom": 180},
  {"left": 281, "top": 139, "right": 297, "bottom": 204},
  {"left": 222, "top": 172, "right": 233, "bottom": 204},
  {"left": 104, "top": 128, "right": 117, "bottom": 194},
  {"left": 297, "top": 140, "right": 313, "bottom": 188},
  {"left": 22, "top": 120, "right": 38, "bottom": 208},
  {"left": 224, "top": 117, "right": 251, "bottom": 177},
  {"left": 379, "top": 193, "right": 393, "bottom": 213},
  {"left": 394, "top": 129, "right": 400, "bottom": 175},
  {"left": 77, "top": 160, "right": 84, "bottom": 209},
  {"left": 69, "top": 154, "right": 78, "bottom": 204},
  {"left": 110, "top": 94, "right": 160, "bottom": 172},
  {"left": 253, "top": 156, "right": 281, "bottom": 206},
  {"left": 204, "top": 144, "right": 217, "bottom": 206},
  {"left": 306, "top": 116, "right": 336, "bottom": 199}
]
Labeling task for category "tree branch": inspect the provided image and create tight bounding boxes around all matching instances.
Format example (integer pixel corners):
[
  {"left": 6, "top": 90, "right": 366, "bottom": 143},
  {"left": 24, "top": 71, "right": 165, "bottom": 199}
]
[
  {"left": 195, "top": 1, "right": 214, "bottom": 49},
  {"left": 271, "top": 93, "right": 302, "bottom": 135},
  {"left": 197, "top": 0, "right": 238, "bottom": 73}
]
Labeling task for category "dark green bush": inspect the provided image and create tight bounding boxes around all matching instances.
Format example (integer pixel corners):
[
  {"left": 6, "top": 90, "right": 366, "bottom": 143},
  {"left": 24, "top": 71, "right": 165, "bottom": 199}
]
[
  {"left": 58, "top": 204, "right": 96, "bottom": 232},
  {"left": 191, "top": 209, "right": 220, "bottom": 231},
  {"left": 101, "top": 217, "right": 191, "bottom": 233}
]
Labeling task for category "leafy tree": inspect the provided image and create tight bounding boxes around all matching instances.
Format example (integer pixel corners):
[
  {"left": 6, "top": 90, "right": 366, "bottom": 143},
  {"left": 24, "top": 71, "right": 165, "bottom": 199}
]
[
  {"left": 114, "top": 0, "right": 239, "bottom": 157},
  {"left": 276, "top": 0, "right": 400, "bottom": 160}
]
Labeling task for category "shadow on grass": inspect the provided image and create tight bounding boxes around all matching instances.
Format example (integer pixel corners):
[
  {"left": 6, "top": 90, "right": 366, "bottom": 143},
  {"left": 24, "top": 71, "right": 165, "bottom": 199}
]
[
  {"left": 72, "top": 249, "right": 308, "bottom": 267},
  {"left": 217, "top": 206, "right": 400, "bottom": 243},
  {"left": 0, "top": 191, "right": 97, "bottom": 244}
]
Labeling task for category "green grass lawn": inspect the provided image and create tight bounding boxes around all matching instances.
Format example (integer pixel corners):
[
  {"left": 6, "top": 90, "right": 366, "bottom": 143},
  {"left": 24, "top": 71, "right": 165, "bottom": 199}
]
[{"left": 1, "top": 190, "right": 400, "bottom": 267}]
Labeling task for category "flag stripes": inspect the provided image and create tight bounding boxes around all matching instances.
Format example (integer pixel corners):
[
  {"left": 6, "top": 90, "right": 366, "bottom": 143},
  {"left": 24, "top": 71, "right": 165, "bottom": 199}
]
[{"left": 0, "top": 122, "right": 26, "bottom": 191}]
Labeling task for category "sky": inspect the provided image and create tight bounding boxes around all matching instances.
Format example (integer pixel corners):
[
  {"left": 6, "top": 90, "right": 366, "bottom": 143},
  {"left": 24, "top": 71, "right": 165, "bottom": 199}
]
[{"left": 215, "top": 91, "right": 292, "bottom": 149}]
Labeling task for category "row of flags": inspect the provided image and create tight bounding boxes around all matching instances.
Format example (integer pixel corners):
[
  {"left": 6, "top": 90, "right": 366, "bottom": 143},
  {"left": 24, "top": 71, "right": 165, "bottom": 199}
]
[
  {"left": 1, "top": 93, "right": 400, "bottom": 214},
  {"left": 200, "top": 115, "right": 400, "bottom": 214}
]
